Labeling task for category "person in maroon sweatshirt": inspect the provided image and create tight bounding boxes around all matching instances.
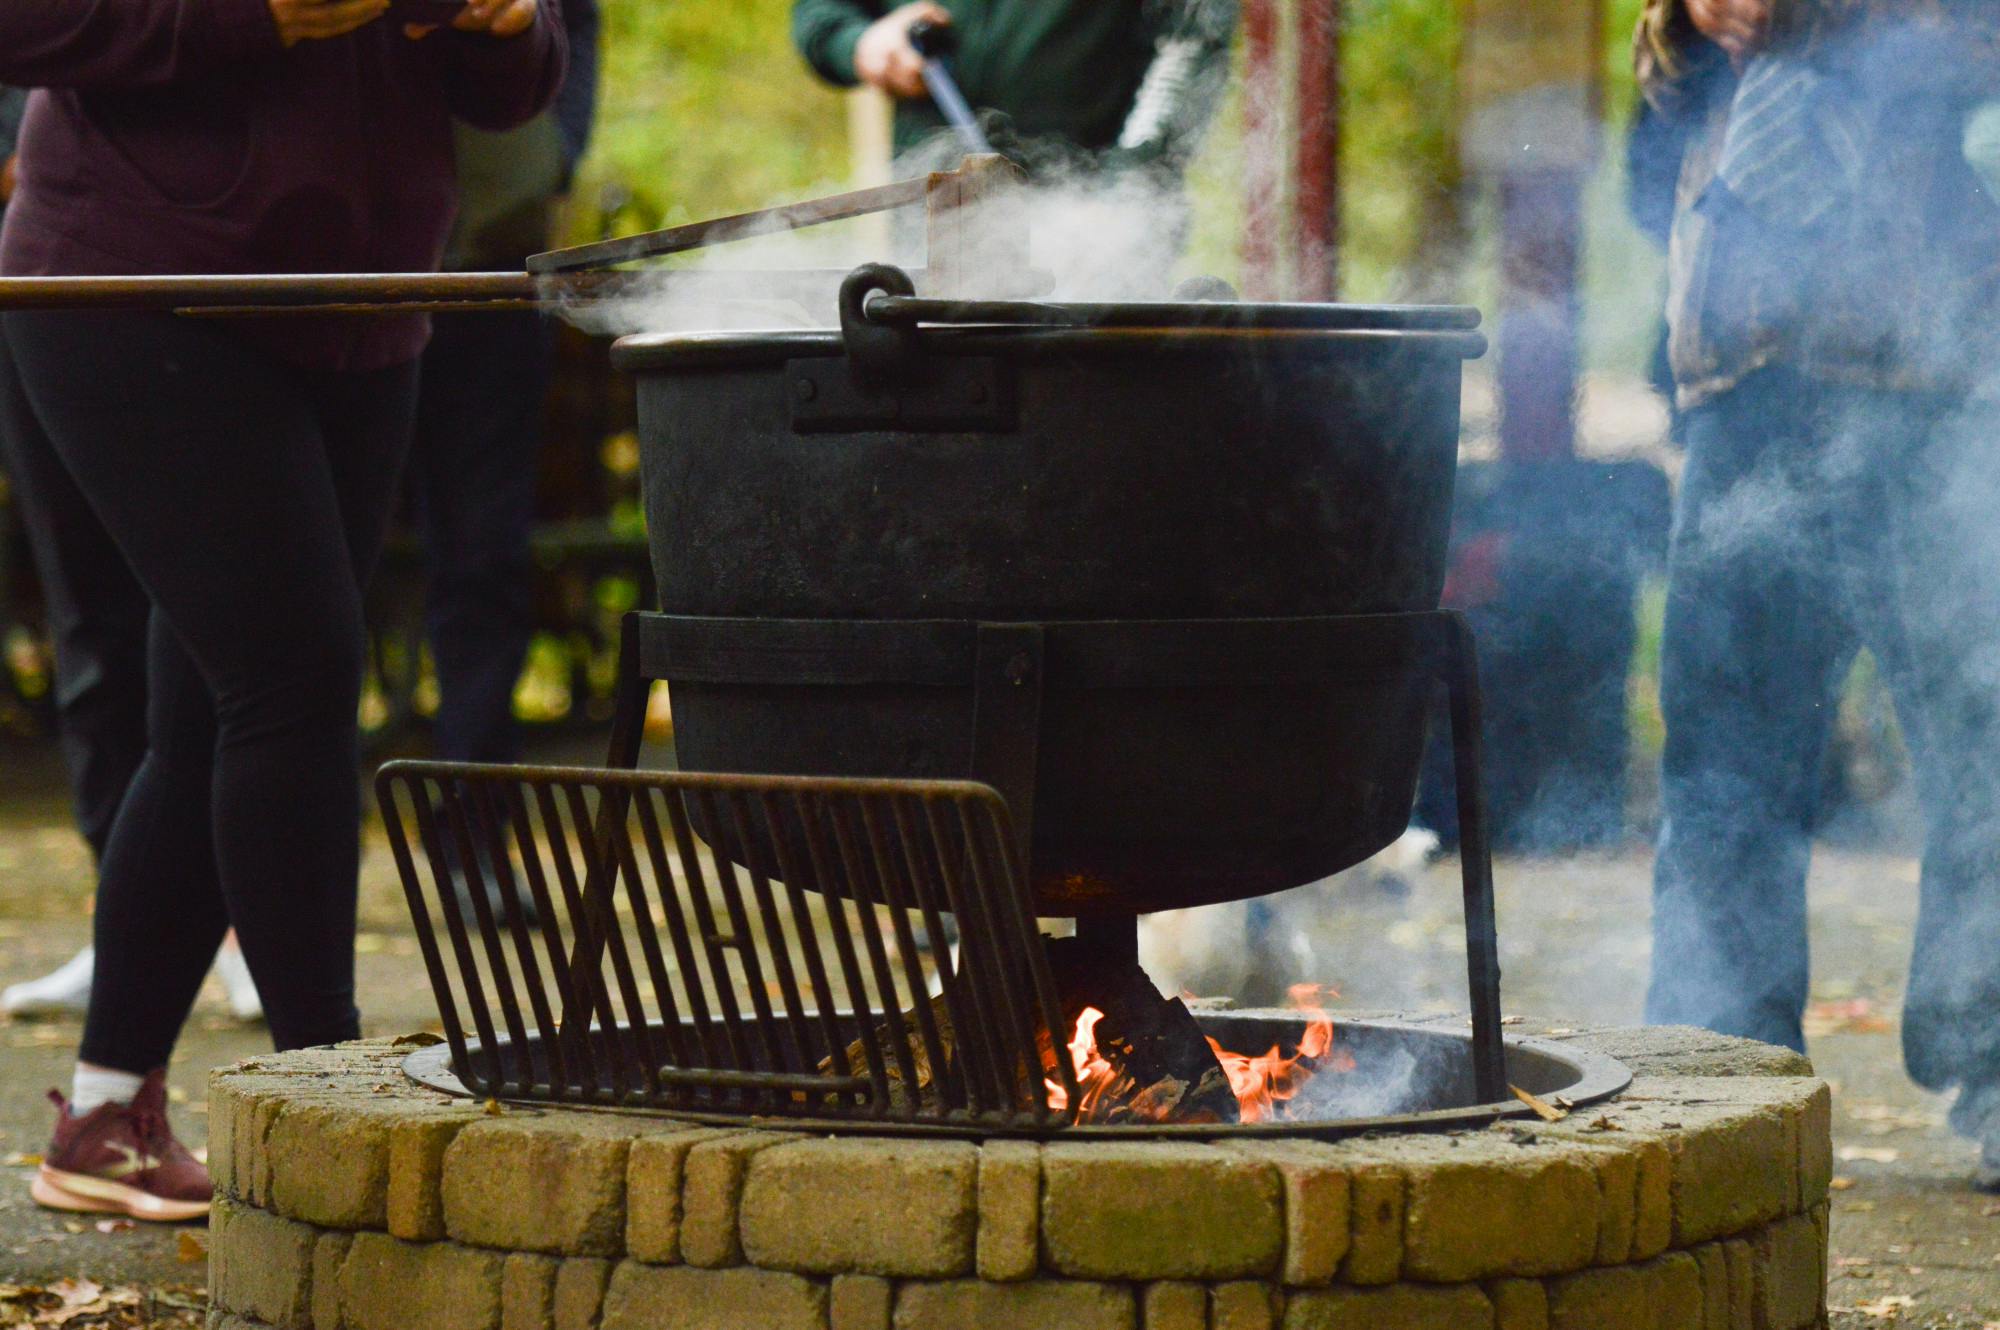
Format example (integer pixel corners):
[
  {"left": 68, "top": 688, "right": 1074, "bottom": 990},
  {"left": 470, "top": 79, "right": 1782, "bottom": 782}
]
[{"left": 0, "top": 0, "right": 566, "bottom": 1221}]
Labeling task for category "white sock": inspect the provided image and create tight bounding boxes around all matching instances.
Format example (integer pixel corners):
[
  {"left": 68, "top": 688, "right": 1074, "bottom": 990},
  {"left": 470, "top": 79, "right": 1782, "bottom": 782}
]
[{"left": 70, "top": 1065, "right": 145, "bottom": 1116}]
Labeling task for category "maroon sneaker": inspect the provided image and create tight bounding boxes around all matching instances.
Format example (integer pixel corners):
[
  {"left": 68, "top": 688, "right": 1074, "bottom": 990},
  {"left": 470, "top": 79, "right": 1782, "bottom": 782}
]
[{"left": 32, "top": 1071, "right": 211, "bottom": 1222}]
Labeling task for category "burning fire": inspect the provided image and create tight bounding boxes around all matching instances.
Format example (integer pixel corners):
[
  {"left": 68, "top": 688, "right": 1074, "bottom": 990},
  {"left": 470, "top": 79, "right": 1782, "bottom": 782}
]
[
  {"left": 1046, "top": 982, "right": 1356, "bottom": 1123},
  {"left": 1043, "top": 1006, "right": 1114, "bottom": 1117}
]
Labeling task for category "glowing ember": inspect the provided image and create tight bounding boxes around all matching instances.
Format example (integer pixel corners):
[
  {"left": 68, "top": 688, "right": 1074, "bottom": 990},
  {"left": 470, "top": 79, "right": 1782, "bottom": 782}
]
[{"left": 1047, "top": 983, "right": 1355, "bottom": 1124}]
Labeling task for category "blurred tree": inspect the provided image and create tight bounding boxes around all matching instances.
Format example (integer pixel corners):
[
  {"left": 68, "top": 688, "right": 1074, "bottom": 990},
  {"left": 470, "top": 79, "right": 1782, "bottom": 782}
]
[{"left": 561, "top": 0, "right": 852, "bottom": 245}]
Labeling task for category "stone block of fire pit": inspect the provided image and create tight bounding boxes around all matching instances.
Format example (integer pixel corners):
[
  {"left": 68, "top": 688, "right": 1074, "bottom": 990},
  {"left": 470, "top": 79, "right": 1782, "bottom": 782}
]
[
  {"left": 1544, "top": 1250, "right": 1704, "bottom": 1330},
  {"left": 1281, "top": 1282, "right": 1494, "bottom": 1330},
  {"left": 678, "top": 1131, "right": 809, "bottom": 1268},
  {"left": 387, "top": 1107, "right": 486, "bottom": 1240},
  {"left": 827, "top": 1274, "right": 892, "bottom": 1330},
  {"left": 208, "top": 1200, "right": 317, "bottom": 1328},
  {"left": 1336, "top": 1163, "right": 1405, "bottom": 1285},
  {"left": 443, "top": 1113, "right": 641, "bottom": 1256},
  {"left": 974, "top": 1139, "right": 1040, "bottom": 1281},
  {"left": 267, "top": 1099, "right": 402, "bottom": 1230},
  {"left": 598, "top": 1263, "right": 827, "bottom": 1330},
  {"left": 309, "top": 1230, "right": 351, "bottom": 1330},
  {"left": 1212, "top": 1142, "right": 1352, "bottom": 1285},
  {"left": 892, "top": 1277, "right": 1135, "bottom": 1330},
  {"left": 499, "top": 1252, "right": 557, "bottom": 1330},
  {"left": 208, "top": 1026, "right": 1837, "bottom": 1330},
  {"left": 622, "top": 1127, "right": 742, "bottom": 1263},
  {"left": 1486, "top": 1277, "right": 1549, "bottom": 1330},
  {"left": 1141, "top": 1280, "right": 1209, "bottom": 1330},
  {"left": 338, "top": 1230, "right": 504, "bottom": 1330},
  {"left": 554, "top": 1256, "right": 614, "bottom": 1330},
  {"left": 1039, "top": 1142, "right": 1284, "bottom": 1280},
  {"left": 1350, "top": 1131, "right": 1605, "bottom": 1281},
  {"left": 738, "top": 1138, "right": 978, "bottom": 1277}
]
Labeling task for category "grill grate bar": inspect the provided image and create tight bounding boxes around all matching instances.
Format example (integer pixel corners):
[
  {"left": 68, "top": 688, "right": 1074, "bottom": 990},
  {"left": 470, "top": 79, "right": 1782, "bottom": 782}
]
[{"left": 377, "top": 763, "right": 1072, "bottom": 1126}]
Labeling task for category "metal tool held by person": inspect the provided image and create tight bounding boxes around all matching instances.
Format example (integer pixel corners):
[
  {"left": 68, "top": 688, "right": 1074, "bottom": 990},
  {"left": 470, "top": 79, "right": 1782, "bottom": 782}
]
[{"left": 906, "top": 18, "right": 994, "bottom": 156}]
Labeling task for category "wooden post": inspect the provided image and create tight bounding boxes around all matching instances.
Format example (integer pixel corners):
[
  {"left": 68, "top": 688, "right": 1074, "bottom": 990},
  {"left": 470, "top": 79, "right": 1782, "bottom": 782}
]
[
  {"left": 847, "top": 87, "right": 896, "bottom": 258},
  {"left": 1294, "top": 0, "right": 1342, "bottom": 301},
  {"left": 1240, "top": 0, "right": 1281, "bottom": 300}
]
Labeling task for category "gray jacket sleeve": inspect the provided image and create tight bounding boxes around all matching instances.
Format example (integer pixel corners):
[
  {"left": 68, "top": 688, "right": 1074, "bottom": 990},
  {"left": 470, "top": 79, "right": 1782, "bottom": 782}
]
[{"left": 1116, "top": 0, "right": 1237, "bottom": 172}]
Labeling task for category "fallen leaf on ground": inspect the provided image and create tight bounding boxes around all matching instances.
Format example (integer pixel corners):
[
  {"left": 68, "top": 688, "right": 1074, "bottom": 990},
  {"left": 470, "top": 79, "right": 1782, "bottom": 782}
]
[
  {"left": 1844, "top": 1293, "right": 1916, "bottom": 1319},
  {"left": 1847, "top": 1104, "right": 1936, "bottom": 1134},
  {"left": 1586, "top": 1114, "right": 1625, "bottom": 1132},
  {"left": 49, "top": 1280, "right": 99, "bottom": 1306},
  {"left": 1838, "top": 1145, "right": 1901, "bottom": 1165},
  {"left": 1835, "top": 1255, "right": 1874, "bottom": 1267},
  {"left": 392, "top": 1031, "right": 444, "bottom": 1048},
  {"left": 91, "top": 1219, "right": 132, "bottom": 1235},
  {"left": 1830, "top": 1176, "right": 1857, "bottom": 1190},
  {"left": 1804, "top": 997, "right": 1894, "bottom": 1037},
  {"left": 59, "top": 1222, "right": 83, "bottom": 1235},
  {"left": 2, "top": 1153, "right": 41, "bottom": 1167},
  {"left": 1510, "top": 1085, "right": 1568, "bottom": 1123},
  {"left": 1980, "top": 1201, "right": 2000, "bottom": 1218},
  {"left": 1500, "top": 1015, "right": 1525, "bottom": 1026},
  {"left": 176, "top": 1231, "right": 207, "bottom": 1264},
  {"left": 37, "top": 1278, "right": 124, "bottom": 1325}
]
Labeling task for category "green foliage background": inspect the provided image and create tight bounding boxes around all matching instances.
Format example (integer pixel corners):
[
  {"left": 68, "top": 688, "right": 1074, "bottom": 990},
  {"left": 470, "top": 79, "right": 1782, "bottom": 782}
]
[{"left": 572, "top": 0, "right": 1656, "bottom": 361}]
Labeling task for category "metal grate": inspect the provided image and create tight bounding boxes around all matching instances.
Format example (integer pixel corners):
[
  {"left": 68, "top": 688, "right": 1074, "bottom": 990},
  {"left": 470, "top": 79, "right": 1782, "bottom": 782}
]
[{"left": 375, "top": 762, "right": 1078, "bottom": 1129}]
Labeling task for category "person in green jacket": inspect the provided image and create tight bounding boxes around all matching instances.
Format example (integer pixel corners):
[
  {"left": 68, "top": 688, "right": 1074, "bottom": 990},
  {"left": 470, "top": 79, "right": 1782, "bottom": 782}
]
[{"left": 791, "top": 0, "right": 1236, "bottom": 180}]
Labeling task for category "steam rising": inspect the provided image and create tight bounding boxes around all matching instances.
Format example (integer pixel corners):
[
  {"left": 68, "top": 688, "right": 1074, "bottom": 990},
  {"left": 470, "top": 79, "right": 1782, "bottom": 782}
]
[{"left": 551, "top": 143, "right": 1214, "bottom": 338}]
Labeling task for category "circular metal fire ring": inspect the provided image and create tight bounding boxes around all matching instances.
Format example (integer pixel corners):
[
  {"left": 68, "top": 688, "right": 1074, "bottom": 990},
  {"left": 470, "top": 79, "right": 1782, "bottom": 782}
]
[{"left": 401, "top": 1014, "right": 1631, "bottom": 1142}]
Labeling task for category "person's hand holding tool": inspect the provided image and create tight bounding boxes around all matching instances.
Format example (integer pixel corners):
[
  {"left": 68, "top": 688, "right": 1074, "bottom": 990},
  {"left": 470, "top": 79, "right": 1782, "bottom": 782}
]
[
  {"left": 268, "top": 0, "right": 390, "bottom": 47},
  {"left": 402, "top": 0, "right": 538, "bottom": 41},
  {"left": 855, "top": 2, "right": 949, "bottom": 99},
  {"left": 1686, "top": 0, "right": 1770, "bottom": 64}
]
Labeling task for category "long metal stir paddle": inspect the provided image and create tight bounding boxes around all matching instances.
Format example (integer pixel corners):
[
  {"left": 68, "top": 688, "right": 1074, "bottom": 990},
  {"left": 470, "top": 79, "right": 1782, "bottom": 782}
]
[{"left": 907, "top": 19, "right": 994, "bottom": 156}]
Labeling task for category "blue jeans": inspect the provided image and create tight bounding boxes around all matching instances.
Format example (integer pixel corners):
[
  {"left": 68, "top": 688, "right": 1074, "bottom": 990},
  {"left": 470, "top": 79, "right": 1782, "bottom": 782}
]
[{"left": 1649, "top": 368, "right": 2000, "bottom": 1118}]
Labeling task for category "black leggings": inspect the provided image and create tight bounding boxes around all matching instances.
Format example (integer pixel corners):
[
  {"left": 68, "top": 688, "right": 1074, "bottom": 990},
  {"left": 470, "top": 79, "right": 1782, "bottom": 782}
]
[{"left": 2, "top": 311, "right": 417, "bottom": 1068}]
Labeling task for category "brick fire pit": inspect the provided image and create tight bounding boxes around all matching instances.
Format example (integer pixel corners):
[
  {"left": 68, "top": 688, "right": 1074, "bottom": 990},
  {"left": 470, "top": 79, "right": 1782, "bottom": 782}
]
[{"left": 206, "top": 1021, "right": 1830, "bottom": 1330}]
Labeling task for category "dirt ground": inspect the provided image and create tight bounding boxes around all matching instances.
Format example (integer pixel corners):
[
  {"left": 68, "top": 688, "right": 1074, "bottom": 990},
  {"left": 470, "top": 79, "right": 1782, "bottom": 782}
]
[{"left": 0, "top": 738, "right": 1995, "bottom": 1327}]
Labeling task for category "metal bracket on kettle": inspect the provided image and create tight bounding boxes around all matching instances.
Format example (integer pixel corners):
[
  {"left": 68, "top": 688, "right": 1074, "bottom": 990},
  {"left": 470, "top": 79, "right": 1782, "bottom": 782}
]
[{"left": 788, "top": 264, "right": 1016, "bottom": 433}]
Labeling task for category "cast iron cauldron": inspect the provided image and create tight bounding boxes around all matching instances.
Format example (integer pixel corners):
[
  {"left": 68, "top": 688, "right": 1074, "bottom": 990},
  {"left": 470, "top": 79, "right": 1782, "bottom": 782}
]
[{"left": 611, "top": 266, "right": 1486, "bottom": 915}]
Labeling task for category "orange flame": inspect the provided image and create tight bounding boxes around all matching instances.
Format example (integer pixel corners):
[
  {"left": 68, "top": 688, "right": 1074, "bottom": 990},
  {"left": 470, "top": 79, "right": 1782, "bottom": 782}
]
[
  {"left": 1046, "top": 984, "right": 1354, "bottom": 1124},
  {"left": 1045, "top": 1006, "right": 1134, "bottom": 1116}
]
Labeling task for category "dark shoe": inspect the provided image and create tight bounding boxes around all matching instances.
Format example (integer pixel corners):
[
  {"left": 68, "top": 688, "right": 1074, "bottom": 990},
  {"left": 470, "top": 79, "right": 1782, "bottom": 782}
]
[{"left": 33, "top": 1072, "right": 211, "bottom": 1222}]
